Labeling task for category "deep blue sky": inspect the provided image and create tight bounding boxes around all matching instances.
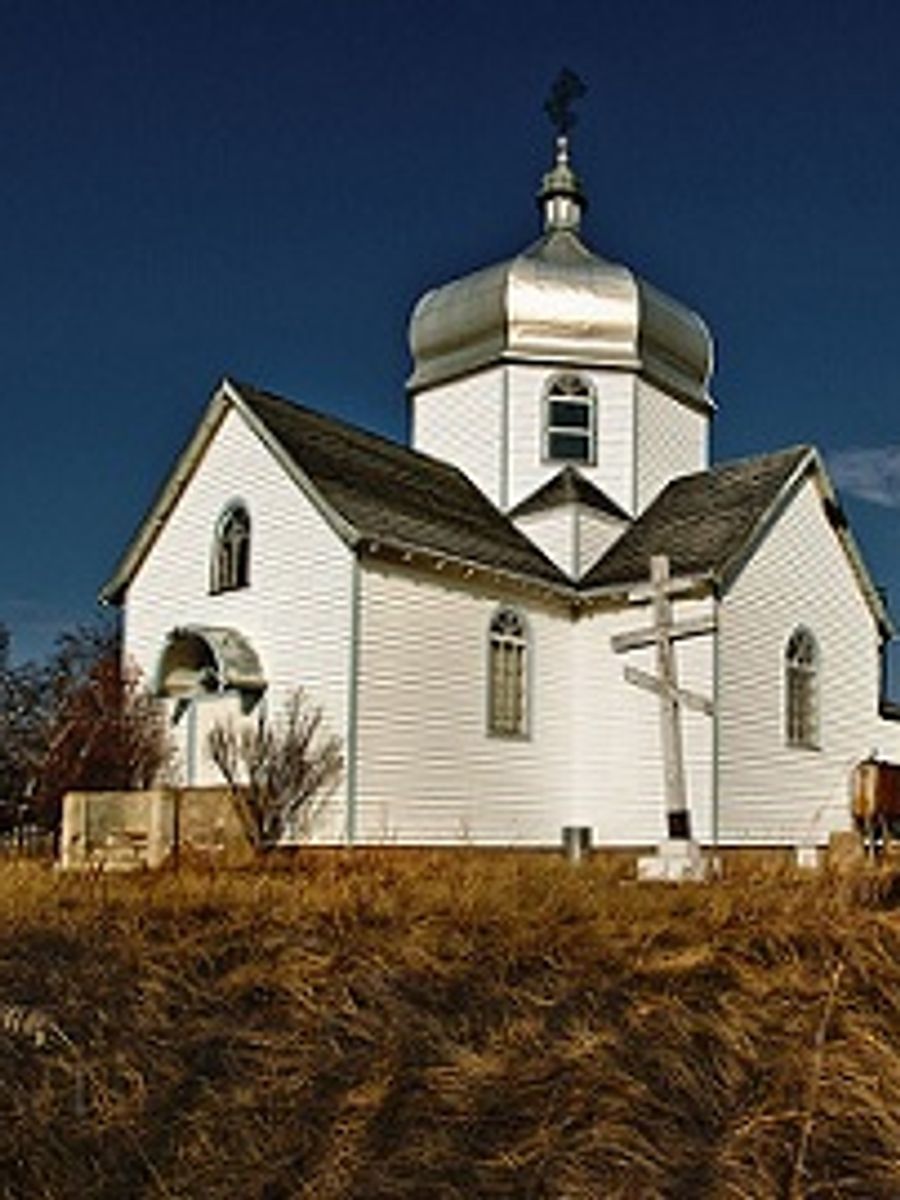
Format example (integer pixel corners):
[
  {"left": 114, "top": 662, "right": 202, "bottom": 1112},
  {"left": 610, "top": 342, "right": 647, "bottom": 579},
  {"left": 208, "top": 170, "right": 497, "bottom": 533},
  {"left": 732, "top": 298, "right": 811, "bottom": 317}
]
[{"left": 4, "top": 0, "right": 900, "bottom": 684}]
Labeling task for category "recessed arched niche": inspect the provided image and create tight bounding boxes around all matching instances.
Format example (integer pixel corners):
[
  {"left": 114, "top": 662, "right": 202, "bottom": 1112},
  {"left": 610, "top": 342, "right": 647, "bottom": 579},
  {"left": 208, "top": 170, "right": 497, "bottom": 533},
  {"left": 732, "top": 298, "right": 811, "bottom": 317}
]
[{"left": 156, "top": 626, "right": 265, "bottom": 713}]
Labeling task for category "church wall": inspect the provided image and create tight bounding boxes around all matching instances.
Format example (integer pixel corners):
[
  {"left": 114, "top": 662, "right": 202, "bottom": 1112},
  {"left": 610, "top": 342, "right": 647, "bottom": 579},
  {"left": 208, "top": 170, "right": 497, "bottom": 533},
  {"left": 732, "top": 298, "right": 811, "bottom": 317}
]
[
  {"left": 410, "top": 367, "right": 505, "bottom": 506},
  {"left": 576, "top": 507, "right": 628, "bottom": 577},
  {"left": 511, "top": 505, "right": 628, "bottom": 581},
  {"left": 512, "top": 507, "right": 576, "bottom": 577},
  {"left": 354, "top": 562, "right": 577, "bottom": 845},
  {"left": 506, "top": 364, "right": 635, "bottom": 515},
  {"left": 123, "top": 405, "right": 354, "bottom": 840},
  {"left": 717, "top": 477, "right": 883, "bottom": 846},
  {"left": 571, "top": 599, "right": 715, "bottom": 845},
  {"left": 634, "top": 380, "right": 709, "bottom": 512},
  {"left": 876, "top": 714, "right": 900, "bottom": 762}
]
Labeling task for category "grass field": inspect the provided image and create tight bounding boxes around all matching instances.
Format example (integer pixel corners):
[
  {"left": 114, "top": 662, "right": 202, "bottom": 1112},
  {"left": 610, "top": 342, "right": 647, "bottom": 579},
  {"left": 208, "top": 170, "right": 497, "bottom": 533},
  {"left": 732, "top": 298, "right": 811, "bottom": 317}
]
[{"left": 1, "top": 851, "right": 900, "bottom": 1198}]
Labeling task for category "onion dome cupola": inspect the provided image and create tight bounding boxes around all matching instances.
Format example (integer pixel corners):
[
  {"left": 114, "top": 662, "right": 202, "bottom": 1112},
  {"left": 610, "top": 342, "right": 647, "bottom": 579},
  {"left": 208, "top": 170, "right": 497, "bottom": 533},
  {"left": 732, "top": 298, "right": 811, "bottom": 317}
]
[{"left": 407, "top": 129, "right": 714, "bottom": 411}]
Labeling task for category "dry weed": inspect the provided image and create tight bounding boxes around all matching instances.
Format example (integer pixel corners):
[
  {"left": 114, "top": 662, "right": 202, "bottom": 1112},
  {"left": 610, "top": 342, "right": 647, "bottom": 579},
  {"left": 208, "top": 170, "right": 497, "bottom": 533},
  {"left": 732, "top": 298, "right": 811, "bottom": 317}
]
[{"left": 0, "top": 854, "right": 899, "bottom": 1197}]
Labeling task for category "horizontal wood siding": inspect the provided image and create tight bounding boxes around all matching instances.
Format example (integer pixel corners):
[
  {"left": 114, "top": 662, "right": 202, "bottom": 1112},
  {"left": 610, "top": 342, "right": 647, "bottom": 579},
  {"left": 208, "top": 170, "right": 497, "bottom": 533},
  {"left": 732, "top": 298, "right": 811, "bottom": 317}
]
[
  {"left": 718, "top": 477, "right": 883, "bottom": 845},
  {"left": 507, "top": 365, "right": 635, "bottom": 514},
  {"left": 124, "top": 405, "right": 353, "bottom": 840},
  {"left": 355, "top": 563, "right": 576, "bottom": 845},
  {"left": 635, "top": 380, "right": 709, "bottom": 512},
  {"left": 512, "top": 506, "right": 628, "bottom": 581},
  {"left": 411, "top": 367, "right": 504, "bottom": 506},
  {"left": 876, "top": 715, "right": 900, "bottom": 762},
  {"left": 576, "top": 508, "right": 628, "bottom": 577},
  {"left": 513, "top": 508, "right": 576, "bottom": 577},
  {"left": 572, "top": 600, "right": 715, "bottom": 844}
]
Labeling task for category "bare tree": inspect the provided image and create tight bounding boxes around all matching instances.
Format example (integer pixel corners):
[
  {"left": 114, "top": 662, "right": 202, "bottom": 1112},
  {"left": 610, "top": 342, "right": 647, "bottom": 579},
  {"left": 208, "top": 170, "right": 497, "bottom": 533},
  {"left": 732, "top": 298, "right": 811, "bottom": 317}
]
[
  {"left": 37, "top": 639, "right": 173, "bottom": 827},
  {"left": 0, "top": 622, "right": 173, "bottom": 833},
  {"left": 207, "top": 690, "right": 343, "bottom": 850}
]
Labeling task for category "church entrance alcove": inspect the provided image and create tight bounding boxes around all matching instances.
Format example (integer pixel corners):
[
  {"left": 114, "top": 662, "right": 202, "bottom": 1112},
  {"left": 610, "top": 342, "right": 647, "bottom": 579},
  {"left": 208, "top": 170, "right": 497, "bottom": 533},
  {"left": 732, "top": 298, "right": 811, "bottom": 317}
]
[{"left": 156, "top": 626, "right": 266, "bottom": 784}]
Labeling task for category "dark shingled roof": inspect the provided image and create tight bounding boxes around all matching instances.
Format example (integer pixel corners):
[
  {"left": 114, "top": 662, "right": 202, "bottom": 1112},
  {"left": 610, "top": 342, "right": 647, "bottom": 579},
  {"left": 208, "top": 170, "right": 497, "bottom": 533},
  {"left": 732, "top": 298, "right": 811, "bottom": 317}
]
[
  {"left": 234, "top": 381, "right": 567, "bottom": 586},
  {"left": 581, "top": 445, "right": 812, "bottom": 590},
  {"left": 509, "top": 466, "right": 631, "bottom": 521}
]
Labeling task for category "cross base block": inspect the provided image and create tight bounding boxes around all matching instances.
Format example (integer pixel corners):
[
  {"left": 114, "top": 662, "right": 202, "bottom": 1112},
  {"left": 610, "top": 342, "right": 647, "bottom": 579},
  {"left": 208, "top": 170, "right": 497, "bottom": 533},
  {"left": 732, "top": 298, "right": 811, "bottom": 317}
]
[{"left": 637, "top": 838, "right": 708, "bottom": 883}]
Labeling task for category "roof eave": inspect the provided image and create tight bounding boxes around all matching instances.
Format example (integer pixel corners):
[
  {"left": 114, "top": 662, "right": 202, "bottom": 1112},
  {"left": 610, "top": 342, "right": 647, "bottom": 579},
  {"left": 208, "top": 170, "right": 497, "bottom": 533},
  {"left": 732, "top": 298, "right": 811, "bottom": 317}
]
[
  {"left": 224, "top": 379, "right": 361, "bottom": 551},
  {"left": 99, "top": 377, "right": 365, "bottom": 607},
  {"left": 355, "top": 534, "right": 574, "bottom": 600},
  {"left": 99, "top": 386, "right": 234, "bottom": 606},
  {"left": 577, "top": 570, "right": 716, "bottom": 606},
  {"left": 716, "top": 446, "right": 894, "bottom": 636}
]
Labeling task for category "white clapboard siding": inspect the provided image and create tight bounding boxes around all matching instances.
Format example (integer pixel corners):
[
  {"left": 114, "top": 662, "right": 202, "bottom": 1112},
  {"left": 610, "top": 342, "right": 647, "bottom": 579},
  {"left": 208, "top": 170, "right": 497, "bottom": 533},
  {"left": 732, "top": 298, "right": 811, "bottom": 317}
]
[
  {"left": 717, "top": 476, "right": 883, "bottom": 845},
  {"left": 576, "top": 507, "right": 629, "bottom": 577},
  {"left": 354, "top": 562, "right": 576, "bottom": 845},
  {"left": 124, "top": 404, "right": 354, "bottom": 840},
  {"left": 410, "top": 366, "right": 505, "bottom": 506},
  {"left": 512, "top": 505, "right": 629, "bottom": 581},
  {"left": 513, "top": 508, "right": 577, "bottom": 577},
  {"left": 635, "top": 380, "right": 709, "bottom": 513},
  {"left": 875, "top": 715, "right": 900, "bottom": 762},
  {"left": 507, "top": 365, "right": 635, "bottom": 514},
  {"left": 571, "top": 600, "right": 715, "bottom": 845},
  {"left": 413, "top": 362, "right": 635, "bottom": 516}
]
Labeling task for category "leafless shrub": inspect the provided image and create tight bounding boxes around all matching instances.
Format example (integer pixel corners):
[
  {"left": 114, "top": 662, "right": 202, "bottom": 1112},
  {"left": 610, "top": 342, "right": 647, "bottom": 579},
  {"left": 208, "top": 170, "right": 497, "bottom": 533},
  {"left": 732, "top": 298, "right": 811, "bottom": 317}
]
[
  {"left": 208, "top": 689, "right": 342, "bottom": 849},
  {"left": 0, "top": 622, "right": 174, "bottom": 833}
]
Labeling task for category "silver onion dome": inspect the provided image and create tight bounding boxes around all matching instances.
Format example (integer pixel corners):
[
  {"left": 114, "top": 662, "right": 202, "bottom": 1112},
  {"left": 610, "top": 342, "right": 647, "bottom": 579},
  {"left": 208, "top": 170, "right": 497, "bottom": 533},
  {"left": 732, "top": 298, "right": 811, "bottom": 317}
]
[{"left": 408, "top": 137, "right": 714, "bottom": 409}]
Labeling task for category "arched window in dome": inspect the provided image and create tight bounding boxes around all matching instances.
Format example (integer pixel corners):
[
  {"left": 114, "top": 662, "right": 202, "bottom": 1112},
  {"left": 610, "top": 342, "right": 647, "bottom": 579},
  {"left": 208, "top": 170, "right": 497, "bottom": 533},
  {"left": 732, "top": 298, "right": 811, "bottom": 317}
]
[
  {"left": 210, "top": 502, "right": 250, "bottom": 594},
  {"left": 488, "top": 608, "right": 529, "bottom": 737},
  {"left": 785, "top": 626, "right": 819, "bottom": 749},
  {"left": 544, "top": 374, "right": 596, "bottom": 465}
]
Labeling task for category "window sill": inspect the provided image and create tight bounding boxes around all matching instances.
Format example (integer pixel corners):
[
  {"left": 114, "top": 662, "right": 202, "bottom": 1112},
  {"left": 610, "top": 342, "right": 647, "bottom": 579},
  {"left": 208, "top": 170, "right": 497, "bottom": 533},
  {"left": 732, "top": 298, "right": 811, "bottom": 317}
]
[{"left": 209, "top": 583, "right": 250, "bottom": 596}]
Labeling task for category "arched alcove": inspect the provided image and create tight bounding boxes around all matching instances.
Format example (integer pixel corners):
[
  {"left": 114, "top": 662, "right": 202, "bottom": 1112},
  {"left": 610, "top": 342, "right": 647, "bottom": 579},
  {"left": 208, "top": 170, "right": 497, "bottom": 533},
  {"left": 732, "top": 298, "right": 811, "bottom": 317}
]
[{"left": 156, "top": 626, "right": 265, "bottom": 699}]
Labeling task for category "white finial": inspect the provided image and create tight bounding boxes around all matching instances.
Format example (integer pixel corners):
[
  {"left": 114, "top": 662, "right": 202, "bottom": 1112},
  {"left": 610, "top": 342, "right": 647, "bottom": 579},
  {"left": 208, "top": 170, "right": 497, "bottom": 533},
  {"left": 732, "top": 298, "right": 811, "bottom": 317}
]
[{"left": 538, "top": 133, "right": 587, "bottom": 234}]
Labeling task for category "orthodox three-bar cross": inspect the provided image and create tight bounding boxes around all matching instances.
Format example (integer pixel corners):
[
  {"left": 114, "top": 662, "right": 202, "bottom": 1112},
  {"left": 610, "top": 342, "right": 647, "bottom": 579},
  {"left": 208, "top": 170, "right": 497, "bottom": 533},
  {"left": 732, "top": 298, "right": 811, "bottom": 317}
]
[{"left": 611, "top": 555, "right": 715, "bottom": 840}]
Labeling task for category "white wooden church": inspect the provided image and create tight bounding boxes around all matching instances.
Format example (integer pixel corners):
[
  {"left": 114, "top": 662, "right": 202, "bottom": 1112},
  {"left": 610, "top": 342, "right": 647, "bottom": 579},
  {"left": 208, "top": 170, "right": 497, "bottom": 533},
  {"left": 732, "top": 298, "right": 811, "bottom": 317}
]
[{"left": 102, "top": 126, "right": 900, "bottom": 854}]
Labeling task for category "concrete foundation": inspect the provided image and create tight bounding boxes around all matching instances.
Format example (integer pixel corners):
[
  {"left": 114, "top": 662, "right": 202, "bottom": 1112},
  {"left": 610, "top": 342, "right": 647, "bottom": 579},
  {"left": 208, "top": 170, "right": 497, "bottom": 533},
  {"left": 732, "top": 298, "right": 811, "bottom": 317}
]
[
  {"left": 637, "top": 838, "right": 708, "bottom": 882},
  {"left": 60, "top": 787, "right": 249, "bottom": 871}
]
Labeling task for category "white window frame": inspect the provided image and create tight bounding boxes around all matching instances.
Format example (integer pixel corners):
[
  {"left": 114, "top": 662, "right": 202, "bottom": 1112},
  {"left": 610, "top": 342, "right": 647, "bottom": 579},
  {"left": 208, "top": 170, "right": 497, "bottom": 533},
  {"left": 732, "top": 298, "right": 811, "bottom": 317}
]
[
  {"left": 210, "top": 501, "right": 251, "bottom": 594},
  {"left": 543, "top": 373, "right": 597, "bottom": 465},
  {"left": 487, "top": 607, "right": 529, "bottom": 738},
  {"left": 785, "top": 626, "right": 820, "bottom": 749}
]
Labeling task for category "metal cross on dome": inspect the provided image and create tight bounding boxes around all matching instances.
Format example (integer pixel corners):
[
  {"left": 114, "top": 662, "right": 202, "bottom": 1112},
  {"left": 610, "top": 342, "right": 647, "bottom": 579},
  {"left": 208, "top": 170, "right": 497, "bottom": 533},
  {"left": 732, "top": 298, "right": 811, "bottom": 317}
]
[
  {"left": 544, "top": 68, "right": 587, "bottom": 137},
  {"left": 611, "top": 555, "right": 715, "bottom": 842}
]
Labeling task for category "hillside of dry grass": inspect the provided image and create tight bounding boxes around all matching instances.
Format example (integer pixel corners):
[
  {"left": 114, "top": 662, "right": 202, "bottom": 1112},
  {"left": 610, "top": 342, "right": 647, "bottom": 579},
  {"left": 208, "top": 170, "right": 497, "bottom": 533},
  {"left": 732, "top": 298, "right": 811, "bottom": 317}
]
[{"left": 2, "top": 852, "right": 900, "bottom": 1198}]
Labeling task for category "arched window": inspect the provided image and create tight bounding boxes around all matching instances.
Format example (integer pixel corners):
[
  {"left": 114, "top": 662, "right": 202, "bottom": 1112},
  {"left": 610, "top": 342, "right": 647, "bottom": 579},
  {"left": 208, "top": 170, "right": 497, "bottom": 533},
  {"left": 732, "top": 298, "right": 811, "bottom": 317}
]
[
  {"left": 785, "top": 627, "right": 819, "bottom": 749},
  {"left": 488, "top": 608, "right": 528, "bottom": 736},
  {"left": 544, "top": 374, "right": 596, "bottom": 464},
  {"left": 211, "top": 503, "right": 250, "bottom": 593}
]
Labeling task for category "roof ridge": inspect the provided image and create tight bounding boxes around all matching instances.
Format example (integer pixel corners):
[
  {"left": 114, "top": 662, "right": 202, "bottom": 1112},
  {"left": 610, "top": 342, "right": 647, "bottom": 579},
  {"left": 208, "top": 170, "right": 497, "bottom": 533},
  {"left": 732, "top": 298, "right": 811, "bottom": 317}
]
[
  {"left": 705, "top": 443, "right": 812, "bottom": 477},
  {"left": 510, "top": 464, "right": 631, "bottom": 521},
  {"left": 579, "top": 443, "right": 815, "bottom": 593},
  {"left": 227, "top": 378, "right": 569, "bottom": 589},
  {"left": 230, "top": 377, "right": 481, "bottom": 483}
]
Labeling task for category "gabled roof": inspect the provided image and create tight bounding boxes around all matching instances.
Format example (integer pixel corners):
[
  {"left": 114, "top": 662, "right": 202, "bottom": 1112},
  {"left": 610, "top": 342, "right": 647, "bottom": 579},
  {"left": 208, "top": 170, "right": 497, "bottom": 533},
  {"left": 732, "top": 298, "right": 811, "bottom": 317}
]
[
  {"left": 101, "top": 378, "right": 568, "bottom": 603},
  {"left": 101, "top": 380, "right": 892, "bottom": 638},
  {"left": 509, "top": 465, "right": 630, "bottom": 522},
  {"left": 582, "top": 446, "right": 811, "bottom": 590},
  {"left": 581, "top": 445, "right": 892, "bottom": 634},
  {"left": 235, "top": 382, "right": 567, "bottom": 585}
]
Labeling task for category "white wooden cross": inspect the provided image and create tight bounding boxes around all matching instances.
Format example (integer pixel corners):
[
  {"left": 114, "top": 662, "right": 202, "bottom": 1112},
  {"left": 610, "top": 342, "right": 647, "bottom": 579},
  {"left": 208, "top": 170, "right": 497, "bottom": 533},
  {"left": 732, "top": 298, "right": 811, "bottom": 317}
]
[{"left": 611, "top": 555, "right": 715, "bottom": 840}]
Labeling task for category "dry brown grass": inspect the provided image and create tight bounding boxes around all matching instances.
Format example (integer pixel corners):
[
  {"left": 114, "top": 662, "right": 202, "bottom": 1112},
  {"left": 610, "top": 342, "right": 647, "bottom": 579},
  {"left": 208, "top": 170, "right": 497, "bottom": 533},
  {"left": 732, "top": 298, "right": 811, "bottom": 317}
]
[{"left": 2, "top": 851, "right": 900, "bottom": 1197}]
